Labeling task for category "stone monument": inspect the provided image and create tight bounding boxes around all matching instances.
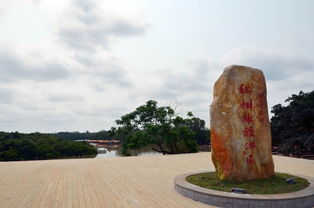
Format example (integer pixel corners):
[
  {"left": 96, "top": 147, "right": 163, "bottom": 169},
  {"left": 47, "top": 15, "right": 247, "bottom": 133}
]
[{"left": 210, "top": 65, "right": 274, "bottom": 181}]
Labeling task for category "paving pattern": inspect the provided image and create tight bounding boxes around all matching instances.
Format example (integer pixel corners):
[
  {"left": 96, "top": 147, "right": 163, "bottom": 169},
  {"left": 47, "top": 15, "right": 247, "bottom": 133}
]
[{"left": 0, "top": 152, "right": 313, "bottom": 208}]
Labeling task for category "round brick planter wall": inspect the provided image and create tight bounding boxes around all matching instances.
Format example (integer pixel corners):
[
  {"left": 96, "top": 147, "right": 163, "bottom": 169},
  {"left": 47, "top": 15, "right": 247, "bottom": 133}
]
[{"left": 174, "top": 171, "right": 314, "bottom": 208}]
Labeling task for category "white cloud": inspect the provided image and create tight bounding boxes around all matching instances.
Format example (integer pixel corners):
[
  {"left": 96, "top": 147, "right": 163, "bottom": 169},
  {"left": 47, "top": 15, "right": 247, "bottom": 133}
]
[
  {"left": 0, "top": 0, "right": 150, "bottom": 132},
  {"left": 58, "top": 0, "right": 149, "bottom": 52},
  {"left": 0, "top": 46, "right": 69, "bottom": 82},
  {"left": 223, "top": 46, "right": 313, "bottom": 80},
  {"left": 0, "top": 1, "right": 313, "bottom": 132},
  {"left": 0, "top": 87, "right": 13, "bottom": 104}
]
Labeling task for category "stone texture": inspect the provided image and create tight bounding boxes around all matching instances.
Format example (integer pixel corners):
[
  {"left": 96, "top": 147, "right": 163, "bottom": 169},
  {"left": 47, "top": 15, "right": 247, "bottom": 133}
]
[{"left": 210, "top": 65, "right": 274, "bottom": 181}]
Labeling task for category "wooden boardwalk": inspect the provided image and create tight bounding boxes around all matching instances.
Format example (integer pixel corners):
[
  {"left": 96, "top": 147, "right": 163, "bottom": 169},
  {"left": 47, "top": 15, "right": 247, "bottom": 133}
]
[{"left": 0, "top": 152, "right": 313, "bottom": 208}]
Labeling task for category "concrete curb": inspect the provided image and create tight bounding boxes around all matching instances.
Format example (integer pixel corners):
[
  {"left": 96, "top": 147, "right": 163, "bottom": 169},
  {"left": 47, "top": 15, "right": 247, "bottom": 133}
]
[{"left": 174, "top": 171, "right": 314, "bottom": 208}]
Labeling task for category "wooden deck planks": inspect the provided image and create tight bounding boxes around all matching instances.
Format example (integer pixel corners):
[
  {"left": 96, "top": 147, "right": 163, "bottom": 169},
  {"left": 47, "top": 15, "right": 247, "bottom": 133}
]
[{"left": 0, "top": 153, "right": 313, "bottom": 208}]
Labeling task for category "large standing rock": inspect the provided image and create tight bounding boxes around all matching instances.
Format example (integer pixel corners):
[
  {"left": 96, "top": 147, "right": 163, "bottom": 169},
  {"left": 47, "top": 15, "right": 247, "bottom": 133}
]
[{"left": 210, "top": 65, "right": 274, "bottom": 181}]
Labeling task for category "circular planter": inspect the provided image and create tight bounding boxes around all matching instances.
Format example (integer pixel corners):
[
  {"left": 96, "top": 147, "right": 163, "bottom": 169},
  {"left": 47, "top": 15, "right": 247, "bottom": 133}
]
[{"left": 174, "top": 171, "right": 314, "bottom": 208}]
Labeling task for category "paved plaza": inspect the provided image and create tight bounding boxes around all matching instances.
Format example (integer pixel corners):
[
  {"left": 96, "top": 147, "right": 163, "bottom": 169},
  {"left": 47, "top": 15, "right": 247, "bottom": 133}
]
[{"left": 0, "top": 152, "right": 313, "bottom": 208}]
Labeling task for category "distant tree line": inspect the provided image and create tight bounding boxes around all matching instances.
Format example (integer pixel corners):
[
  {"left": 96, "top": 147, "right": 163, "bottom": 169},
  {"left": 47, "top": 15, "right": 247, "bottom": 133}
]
[
  {"left": 0, "top": 132, "right": 97, "bottom": 161},
  {"left": 50, "top": 130, "right": 111, "bottom": 141}
]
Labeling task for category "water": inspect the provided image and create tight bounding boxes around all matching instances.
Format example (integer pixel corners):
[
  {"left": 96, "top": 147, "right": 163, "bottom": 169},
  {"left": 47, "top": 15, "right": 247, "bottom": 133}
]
[
  {"left": 93, "top": 145, "right": 162, "bottom": 158},
  {"left": 96, "top": 147, "right": 120, "bottom": 158}
]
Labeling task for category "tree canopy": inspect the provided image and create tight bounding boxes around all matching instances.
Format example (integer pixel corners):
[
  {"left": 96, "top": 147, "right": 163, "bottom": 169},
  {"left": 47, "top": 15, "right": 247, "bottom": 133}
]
[
  {"left": 113, "top": 100, "right": 208, "bottom": 156},
  {"left": 271, "top": 90, "right": 314, "bottom": 156},
  {"left": 0, "top": 132, "right": 97, "bottom": 161}
]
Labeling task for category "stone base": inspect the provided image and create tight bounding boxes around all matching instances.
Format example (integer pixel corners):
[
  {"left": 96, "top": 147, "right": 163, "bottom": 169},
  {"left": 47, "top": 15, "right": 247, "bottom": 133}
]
[{"left": 174, "top": 171, "right": 314, "bottom": 208}]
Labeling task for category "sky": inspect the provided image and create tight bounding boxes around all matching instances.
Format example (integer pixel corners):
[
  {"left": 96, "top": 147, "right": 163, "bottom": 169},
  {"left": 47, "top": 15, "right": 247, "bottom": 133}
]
[{"left": 0, "top": 0, "right": 313, "bottom": 133}]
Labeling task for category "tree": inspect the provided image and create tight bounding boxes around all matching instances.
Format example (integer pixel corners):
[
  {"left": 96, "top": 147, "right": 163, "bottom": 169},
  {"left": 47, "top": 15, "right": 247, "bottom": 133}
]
[
  {"left": 271, "top": 90, "right": 314, "bottom": 156},
  {"left": 114, "top": 100, "right": 201, "bottom": 156},
  {"left": 184, "top": 112, "right": 210, "bottom": 145}
]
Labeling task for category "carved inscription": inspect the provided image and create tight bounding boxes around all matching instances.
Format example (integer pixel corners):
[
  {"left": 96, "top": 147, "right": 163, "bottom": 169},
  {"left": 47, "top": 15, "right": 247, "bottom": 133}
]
[{"left": 239, "top": 84, "right": 256, "bottom": 164}]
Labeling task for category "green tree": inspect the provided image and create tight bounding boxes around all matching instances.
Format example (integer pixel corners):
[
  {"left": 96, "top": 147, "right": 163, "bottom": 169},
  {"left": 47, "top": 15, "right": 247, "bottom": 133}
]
[
  {"left": 114, "top": 100, "right": 200, "bottom": 156},
  {"left": 271, "top": 90, "right": 314, "bottom": 156},
  {"left": 185, "top": 112, "right": 210, "bottom": 145}
]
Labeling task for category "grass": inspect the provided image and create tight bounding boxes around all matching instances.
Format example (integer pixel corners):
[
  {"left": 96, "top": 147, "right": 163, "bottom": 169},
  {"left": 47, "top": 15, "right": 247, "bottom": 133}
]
[{"left": 186, "top": 172, "right": 310, "bottom": 195}]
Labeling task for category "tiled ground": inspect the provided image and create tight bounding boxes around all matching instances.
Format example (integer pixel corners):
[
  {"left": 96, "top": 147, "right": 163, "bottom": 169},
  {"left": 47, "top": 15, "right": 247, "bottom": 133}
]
[{"left": 0, "top": 152, "right": 313, "bottom": 208}]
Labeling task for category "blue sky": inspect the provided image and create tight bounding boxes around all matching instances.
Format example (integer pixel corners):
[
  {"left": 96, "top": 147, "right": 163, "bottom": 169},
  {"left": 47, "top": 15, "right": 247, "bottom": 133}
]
[{"left": 0, "top": 0, "right": 313, "bottom": 132}]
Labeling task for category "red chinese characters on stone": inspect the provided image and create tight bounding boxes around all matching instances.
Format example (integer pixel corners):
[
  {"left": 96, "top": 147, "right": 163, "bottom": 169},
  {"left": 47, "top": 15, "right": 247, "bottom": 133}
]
[
  {"left": 239, "top": 83, "right": 257, "bottom": 165},
  {"left": 242, "top": 113, "right": 253, "bottom": 123},
  {"left": 239, "top": 84, "right": 252, "bottom": 94},
  {"left": 246, "top": 154, "right": 255, "bottom": 164},
  {"left": 245, "top": 140, "right": 256, "bottom": 150},
  {"left": 240, "top": 99, "right": 253, "bottom": 110},
  {"left": 243, "top": 126, "right": 255, "bottom": 137}
]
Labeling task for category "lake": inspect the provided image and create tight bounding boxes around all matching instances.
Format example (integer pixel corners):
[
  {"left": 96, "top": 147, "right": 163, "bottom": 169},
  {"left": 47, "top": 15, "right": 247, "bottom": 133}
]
[{"left": 91, "top": 144, "right": 163, "bottom": 158}]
